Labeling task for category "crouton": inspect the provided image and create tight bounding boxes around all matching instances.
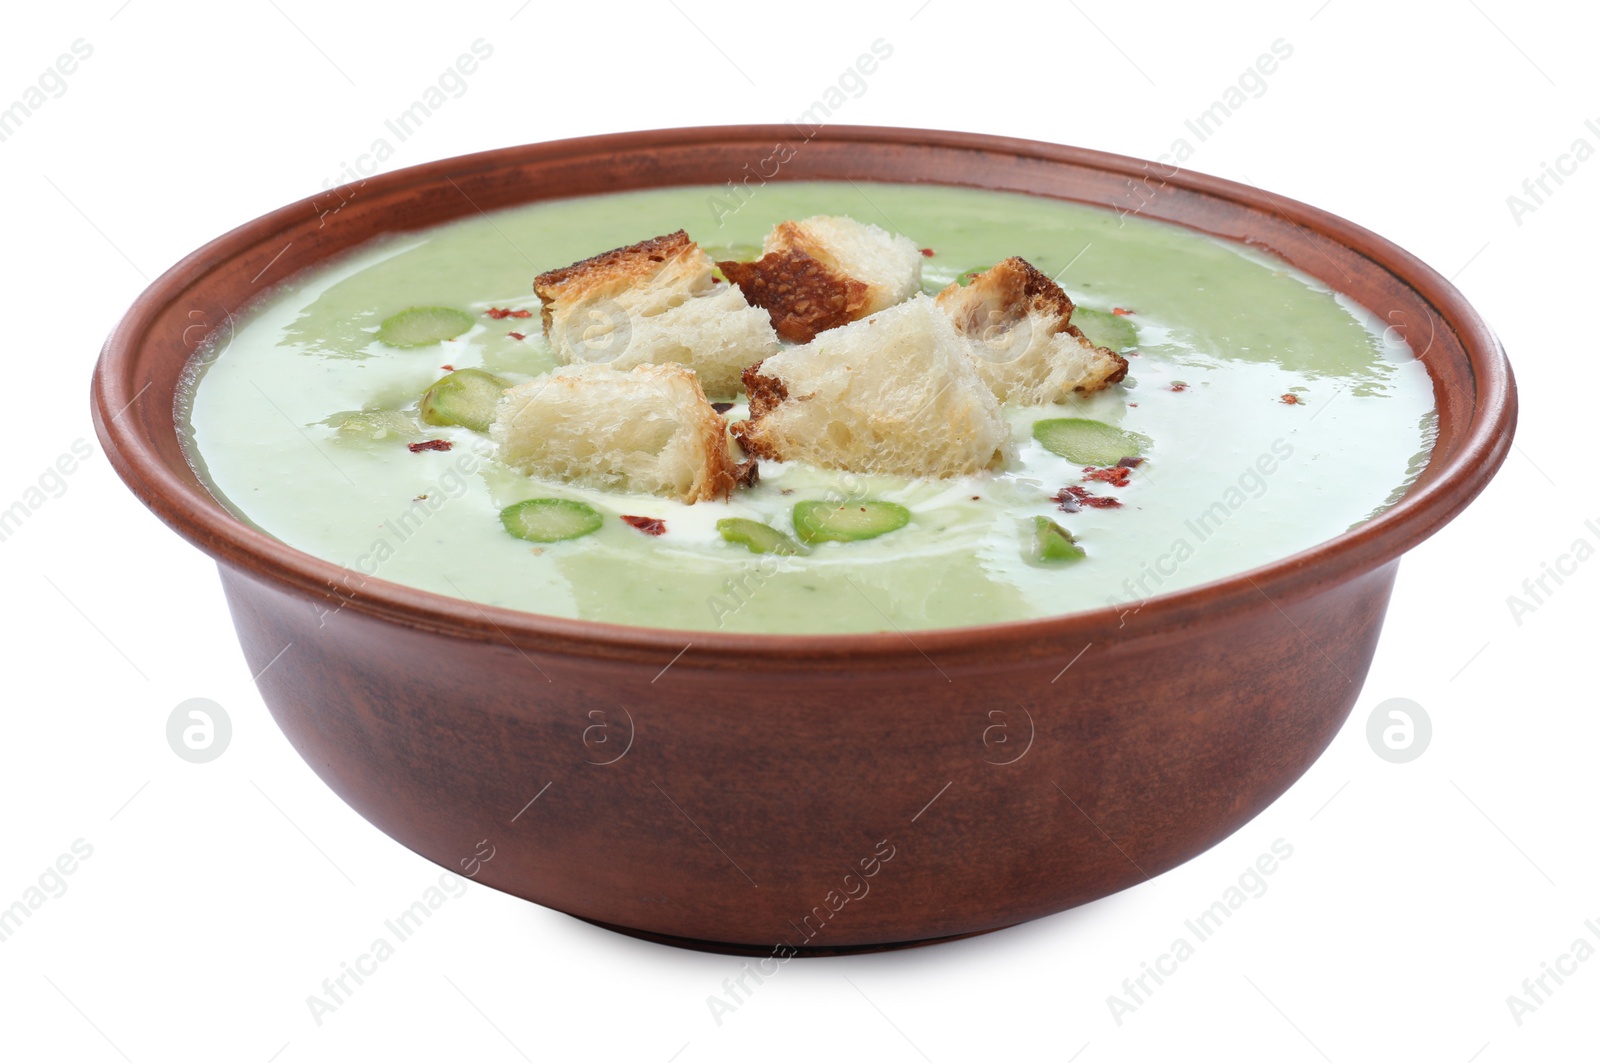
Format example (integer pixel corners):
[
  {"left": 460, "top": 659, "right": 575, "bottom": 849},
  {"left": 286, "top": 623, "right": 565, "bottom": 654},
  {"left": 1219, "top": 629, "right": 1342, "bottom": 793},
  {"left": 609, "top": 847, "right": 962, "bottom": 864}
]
[
  {"left": 935, "top": 257, "right": 1129, "bottom": 404},
  {"left": 491, "top": 362, "right": 744, "bottom": 504},
  {"left": 732, "top": 295, "right": 1010, "bottom": 478},
  {"left": 718, "top": 215, "right": 923, "bottom": 342},
  {"left": 533, "top": 231, "right": 778, "bottom": 397}
]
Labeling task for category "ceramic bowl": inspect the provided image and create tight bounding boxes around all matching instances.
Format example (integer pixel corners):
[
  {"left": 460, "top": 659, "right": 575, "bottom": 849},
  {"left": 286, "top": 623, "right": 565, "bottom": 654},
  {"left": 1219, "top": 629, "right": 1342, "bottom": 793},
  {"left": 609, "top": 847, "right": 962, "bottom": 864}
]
[{"left": 91, "top": 126, "right": 1514, "bottom": 953}]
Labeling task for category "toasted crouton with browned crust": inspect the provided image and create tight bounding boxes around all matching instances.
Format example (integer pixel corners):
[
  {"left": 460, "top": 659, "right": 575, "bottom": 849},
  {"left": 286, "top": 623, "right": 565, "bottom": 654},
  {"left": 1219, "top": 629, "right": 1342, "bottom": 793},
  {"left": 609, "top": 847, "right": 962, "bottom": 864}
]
[
  {"left": 936, "top": 257, "right": 1129, "bottom": 404},
  {"left": 718, "top": 250, "right": 869, "bottom": 344},
  {"left": 534, "top": 231, "right": 698, "bottom": 330},
  {"left": 941, "top": 255, "right": 1076, "bottom": 327},
  {"left": 533, "top": 231, "right": 778, "bottom": 397},
  {"left": 718, "top": 215, "right": 922, "bottom": 343},
  {"left": 491, "top": 362, "right": 744, "bottom": 504},
  {"left": 732, "top": 295, "right": 1009, "bottom": 478}
]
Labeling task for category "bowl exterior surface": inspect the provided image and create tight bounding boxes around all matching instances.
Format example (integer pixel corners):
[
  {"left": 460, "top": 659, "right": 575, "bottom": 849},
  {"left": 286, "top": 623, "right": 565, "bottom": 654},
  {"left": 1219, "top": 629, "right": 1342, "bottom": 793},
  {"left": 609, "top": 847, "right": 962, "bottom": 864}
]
[{"left": 222, "top": 559, "right": 1394, "bottom": 949}]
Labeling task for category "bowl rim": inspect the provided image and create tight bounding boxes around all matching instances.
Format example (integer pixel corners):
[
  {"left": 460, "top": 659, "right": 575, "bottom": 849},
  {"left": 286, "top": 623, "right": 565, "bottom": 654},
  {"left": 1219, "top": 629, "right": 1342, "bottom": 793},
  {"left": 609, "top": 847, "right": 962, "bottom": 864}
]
[{"left": 91, "top": 124, "right": 1516, "bottom": 666}]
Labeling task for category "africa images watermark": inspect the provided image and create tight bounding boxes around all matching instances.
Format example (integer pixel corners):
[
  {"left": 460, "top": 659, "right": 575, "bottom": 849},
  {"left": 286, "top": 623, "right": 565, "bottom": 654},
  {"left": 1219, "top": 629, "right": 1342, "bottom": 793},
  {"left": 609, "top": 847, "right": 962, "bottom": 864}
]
[
  {"left": 1113, "top": 38, "right": 1294, "bottom": 224},
  {"left": 312, "top": 38, "right": 495, "bottom": 228},
  {"left": 704, "top": 465, "right": 874, "bottom": 628},
  {"left": 706, "top": 838, "right": 897, "bottom": 1027},
  {"left": 315, "top": 449, "right": 484, "bottom": 628},
  {"left": 0, "top": 839, "right": 95, "bottom": 947},
  {"left": 0, "top": 438, "right": 95, "bottom": 545},
  {"left": 706, "top": 37, "right": 894, "bottom": 227},
  {"left": 1106, "top": 838, "right": 1295, "bottom": 1025},
  {"left": 166, "top": 698, "right": 233, "bottom": 764},
  {"left": 704, "top": 516, "right": 808, "bottom": 628},
  {"left": 1106, "top": 438, "right": 1296, "bottom": 624},
  {"left": 1505, "top": 118, "right": 1600, "bottom": 227},
  {"left": 0, "top": 38, "right": 93, "bottom": 146},
  {"left": 1504, "top": 916, "right": 1600, "bottom": 1027},
  {"left": 305, "top": 870, "right": 469, "bottom": 1025},
  {"left": 1503, "top": 515, "right": 1599, "bottom": 626}
]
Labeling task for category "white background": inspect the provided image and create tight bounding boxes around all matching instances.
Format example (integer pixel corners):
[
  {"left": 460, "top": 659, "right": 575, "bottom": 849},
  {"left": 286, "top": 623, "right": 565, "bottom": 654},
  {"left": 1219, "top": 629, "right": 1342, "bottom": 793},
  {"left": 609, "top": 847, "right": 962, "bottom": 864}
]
[{"left": 2, "top": 1, "right": 1594, "bottom": 1059}]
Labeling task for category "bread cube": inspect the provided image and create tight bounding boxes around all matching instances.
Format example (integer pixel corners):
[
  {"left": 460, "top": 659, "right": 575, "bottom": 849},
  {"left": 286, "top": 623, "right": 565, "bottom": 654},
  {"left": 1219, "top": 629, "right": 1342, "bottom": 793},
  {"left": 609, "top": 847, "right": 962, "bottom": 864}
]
[
  {"left": 534, "top": 231, "right": 778, "bottom": 397},
  {"left": 935, "top": 257, "right": 1129, "bottom": 404},
  {"left": 719, "top": 215, "right": 923, "bottom": 342},
  {"left": 492, "top": 362, "right": 744, "bottom": 504},
  {"left": 733, "top": 295, "right": 1009, "bottom": 478}
]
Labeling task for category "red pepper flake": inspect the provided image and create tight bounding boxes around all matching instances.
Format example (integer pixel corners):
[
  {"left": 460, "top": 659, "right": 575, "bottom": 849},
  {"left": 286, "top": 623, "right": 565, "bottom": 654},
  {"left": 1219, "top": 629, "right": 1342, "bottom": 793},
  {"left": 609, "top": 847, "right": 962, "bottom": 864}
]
[
  {"left": 1117, "top": 455, "right": 1145, "bottom": 468},
  {"left": 920, "top": 247, "right": 936, "bottom": 257},
  {"left": 1112, "top": 307, "right": 1134, "bottom": 316},
  {"left": 507, "top": 331, "right": 526, "bottom": 340},
  {"left": 1170, "top": 382, "right": 1188, "bottom": 392},
  {"left": 408, "top": 439, "right": 453, "bottom": 453},
  {"left": 1128, "top": 402, "right": 1139, "bottom": 407},
  {"left": 1079, "top": 495, "right": 1123, "bottom": 510},
  {"left": 1054, "top": 485, "right": 1122, "bottom": 511},
  {"left": 485, "top": 307, "right": 534, "bottom": 319},
  {"left": 621, "top": 514, "right": 667, "bottom": 536},
  {"left": 440, "top": 364, "right": 455, "bottom": 371},
  {"left": 1083, "top": 465, "right": 1132, "bottom": 487},
  {"left": 1281, "top": 393, "right": 1303, "bottom": 405}
]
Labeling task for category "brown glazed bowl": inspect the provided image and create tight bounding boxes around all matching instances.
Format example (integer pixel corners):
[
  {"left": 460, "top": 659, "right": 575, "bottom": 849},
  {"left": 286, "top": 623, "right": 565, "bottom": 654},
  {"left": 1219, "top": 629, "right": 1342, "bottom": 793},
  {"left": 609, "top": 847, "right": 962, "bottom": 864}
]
[{"left": 92, "top": 126, "right": 1514, "bottom": 954}]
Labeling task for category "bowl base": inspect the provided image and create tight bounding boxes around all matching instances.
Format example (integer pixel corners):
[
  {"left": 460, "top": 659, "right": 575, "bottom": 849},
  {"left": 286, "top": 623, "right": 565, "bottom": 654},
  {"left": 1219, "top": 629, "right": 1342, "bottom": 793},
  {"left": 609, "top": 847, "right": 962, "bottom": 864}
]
[{"left": 572, "top": 916, "right": 1015, "bottom": 957}]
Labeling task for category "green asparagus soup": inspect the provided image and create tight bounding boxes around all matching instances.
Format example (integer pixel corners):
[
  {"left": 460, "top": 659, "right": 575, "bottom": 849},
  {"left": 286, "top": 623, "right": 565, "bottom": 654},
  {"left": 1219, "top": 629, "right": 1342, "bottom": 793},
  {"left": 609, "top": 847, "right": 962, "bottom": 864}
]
[{"left": 180, "top": 181, "right": 1436, "bottom": 634}]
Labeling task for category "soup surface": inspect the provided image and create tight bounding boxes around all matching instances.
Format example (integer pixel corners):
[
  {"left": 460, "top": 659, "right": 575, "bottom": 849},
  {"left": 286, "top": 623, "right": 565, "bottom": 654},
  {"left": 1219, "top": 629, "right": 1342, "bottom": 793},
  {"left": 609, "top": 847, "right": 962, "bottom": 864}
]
[{"left": 181, "top": 181, "right": 1436, "bottom": 633}]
